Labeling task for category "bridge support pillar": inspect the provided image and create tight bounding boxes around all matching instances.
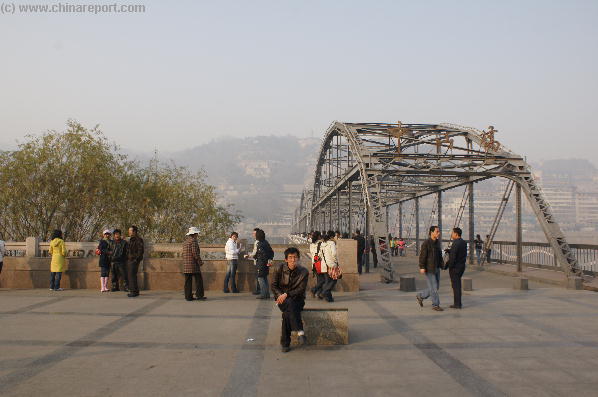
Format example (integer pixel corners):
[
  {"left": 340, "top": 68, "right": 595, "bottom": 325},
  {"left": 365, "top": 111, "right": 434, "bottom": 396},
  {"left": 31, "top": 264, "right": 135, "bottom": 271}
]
[
  {"left": 516, "top": 183, "right": 523, "bottom": 273},
  {"left": 437, "top": 191, "right": 443, "bottom": 242},
  {"left": 415, "top": 198, "right": 420, "bottom": 255},
  {"left": 468, "top": 182, "right": 475, "bottom": 265},
  {"left": 398, "top": 202, "right": 403, "bottom": 239}
]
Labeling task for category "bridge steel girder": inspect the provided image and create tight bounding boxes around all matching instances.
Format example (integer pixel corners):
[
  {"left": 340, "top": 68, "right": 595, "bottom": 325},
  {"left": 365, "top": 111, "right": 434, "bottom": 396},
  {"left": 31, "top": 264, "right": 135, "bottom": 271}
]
[{"left": 292, "top": 121, "right": 578, "bottom": 282}]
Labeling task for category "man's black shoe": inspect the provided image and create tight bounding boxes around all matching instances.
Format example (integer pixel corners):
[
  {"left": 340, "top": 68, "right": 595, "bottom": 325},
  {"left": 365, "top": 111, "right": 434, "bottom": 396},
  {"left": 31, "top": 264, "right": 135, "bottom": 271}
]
[
  {"left": 449, "top": 305, "right": 462, "bottom": 309},
  {"left": 416, "top": 295, "right": 423, "bottom": 307},
  {"left": 223, "top": 289, "right": 230, "bottom": 293},
  {"left": 185, "top": 298, "right": 193, "bottom": 301},
  {"left": 232, "top": 290, "right": 239, "bottom": 293},
  {"left": 127, "top": 293, "right": 139, "bottom": 298},
  {"left": 281, "top": 346, "right": 290, "bottom": 353},
  {"left": 252, "top": 291, "right": 260, "bottom": 295},
  {"left": 297, "top": 335, "right": 307, "bottom": 346},
  {"left": 111, "top": 287, "right": 119, "bottom": 292},
  {"left": 196, "top": 296, "right": 207, "bottom": 301},
  {"left": 325, "top": 297, "right": 334, "bottom": 303}
]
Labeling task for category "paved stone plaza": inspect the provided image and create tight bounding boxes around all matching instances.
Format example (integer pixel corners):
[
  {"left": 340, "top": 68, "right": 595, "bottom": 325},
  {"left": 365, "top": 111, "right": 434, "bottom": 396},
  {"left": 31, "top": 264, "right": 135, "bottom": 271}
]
[{"left": 1, "top": 258, "right": 598, "bottom": 396}]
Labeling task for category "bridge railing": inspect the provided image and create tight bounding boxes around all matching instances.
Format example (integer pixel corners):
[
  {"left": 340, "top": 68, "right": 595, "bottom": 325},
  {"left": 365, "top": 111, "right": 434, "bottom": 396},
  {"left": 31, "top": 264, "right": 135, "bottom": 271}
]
[{"left": 399, "top": 238, "right": 597, "bottom": 275}]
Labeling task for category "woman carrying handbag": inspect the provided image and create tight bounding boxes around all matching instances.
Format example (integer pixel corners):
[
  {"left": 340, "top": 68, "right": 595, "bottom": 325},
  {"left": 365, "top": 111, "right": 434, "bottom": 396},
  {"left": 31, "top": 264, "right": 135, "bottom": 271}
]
[{"left": 320, "top": 230, "right": 341, "bottom": 302}]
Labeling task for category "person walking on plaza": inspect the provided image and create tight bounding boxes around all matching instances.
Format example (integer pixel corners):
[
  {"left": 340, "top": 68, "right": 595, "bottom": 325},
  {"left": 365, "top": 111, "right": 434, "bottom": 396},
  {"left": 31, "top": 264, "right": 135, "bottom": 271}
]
[
  {"left": 389, "top": 236, "right": 396, "bottom": 257},
  {"left": 182, "top": 227, "right": 206, "bottom": 301},
  {"left": 309, "top": 231, "right": 325, "bottom": 298},
  {"left": 474, "top": 234, "right": 483, "bottom": 264},
  {"left": 254, "top": 229, "right": 274, "bottom": 300},
  {"left": 127, "top": 226, "right": 144, "bottom": 298},
  {"left": 416, "top": 226, "right": 444, "bottom": 311},
  {"left": 271, "top": 247, "right": 309, "bottom": 353},
  {"left": 98, "top": 229, "right": 112, "bottom": 292},
  {"left": 320, "top": 230, "right": 339, "bottom": 302},
  {"left": 353, "top": 229, "right": 366, "bottom": 275},
  {"left": 445, "top": 227, "right": 467, "bottom": 309},
  {"left": 49, "top": 229, "right": 67, "bottom": 291},
  {"left": 110, "top": 229, "right": 129, "bottom": 292},
  {"left": 224, "top": 232, "right": 241, "bottom": 293},
  {"left": 398, "top": 237, "right": 406, "bottom": 257}
]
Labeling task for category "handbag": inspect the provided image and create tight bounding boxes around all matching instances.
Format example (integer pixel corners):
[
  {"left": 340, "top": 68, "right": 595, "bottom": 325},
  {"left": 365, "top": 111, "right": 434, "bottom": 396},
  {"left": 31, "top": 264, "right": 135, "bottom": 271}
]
[
  {"left": 313, "top": 242, "right": 323, "bottom": 274},
  {"left": 322, "top": 247, "right": 343, "bottom": 280},
  {"left": 328, "top": 265, "right": 343, "bottom": 280}
]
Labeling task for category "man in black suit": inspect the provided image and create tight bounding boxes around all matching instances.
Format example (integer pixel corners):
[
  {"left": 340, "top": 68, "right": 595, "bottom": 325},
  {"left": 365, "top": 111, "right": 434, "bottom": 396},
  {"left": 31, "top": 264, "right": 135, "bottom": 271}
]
[{"left": 445, "top": 227, "right": 467, "bottom": 309}]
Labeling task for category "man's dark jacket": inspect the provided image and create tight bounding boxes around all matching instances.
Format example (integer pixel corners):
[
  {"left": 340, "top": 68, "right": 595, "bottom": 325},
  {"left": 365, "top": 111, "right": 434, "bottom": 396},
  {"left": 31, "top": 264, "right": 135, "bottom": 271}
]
[
  {"left": 255, "top": 240, "right": 274, "bottom": 277},
  {"left": 418, "top": 238, "right": 443, "bottom": 273},
  {"left": 128, "top": 236, "right": 144, "bottom": 263},
  {"left": 110, "top": 239, "right": 128, "bottom": 264},
  {"left": 270, "top": 263, "right": 309, "bottom": 300},
  {"left": 354, "top": 234, "right": 365, "bottom": 254},
  {"left": 446, "top": 238, "right": 467, "bottom": 270}
]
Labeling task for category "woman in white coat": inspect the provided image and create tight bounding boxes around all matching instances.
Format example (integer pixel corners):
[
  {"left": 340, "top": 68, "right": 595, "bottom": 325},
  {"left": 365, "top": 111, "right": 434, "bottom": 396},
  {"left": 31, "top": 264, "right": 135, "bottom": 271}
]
[
  {"left": 309, "top": 231, "right": 326, "bottom": 298},
  {"left": 319, "top": 230, "right": 339, "bottom": 302}
]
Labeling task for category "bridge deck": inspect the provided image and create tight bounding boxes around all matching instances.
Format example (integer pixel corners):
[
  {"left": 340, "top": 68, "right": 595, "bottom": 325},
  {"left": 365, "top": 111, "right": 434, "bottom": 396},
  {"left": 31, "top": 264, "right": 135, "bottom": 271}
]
[{"left": 1, "top": 256, "right": 597, "bottom": 396}]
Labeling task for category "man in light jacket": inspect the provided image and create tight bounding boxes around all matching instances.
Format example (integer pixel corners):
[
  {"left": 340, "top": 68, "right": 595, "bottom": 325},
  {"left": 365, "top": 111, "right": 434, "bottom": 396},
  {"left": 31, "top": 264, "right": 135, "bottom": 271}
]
[{"left": 224, "top": 232, "right": 241, "bottom": 293}]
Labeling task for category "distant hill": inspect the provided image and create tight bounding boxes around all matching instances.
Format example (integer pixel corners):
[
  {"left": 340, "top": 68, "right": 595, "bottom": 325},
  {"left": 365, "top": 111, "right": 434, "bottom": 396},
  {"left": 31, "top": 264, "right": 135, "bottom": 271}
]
[{"left": 164, "top": 135, "right": 321, "bottom": 226}]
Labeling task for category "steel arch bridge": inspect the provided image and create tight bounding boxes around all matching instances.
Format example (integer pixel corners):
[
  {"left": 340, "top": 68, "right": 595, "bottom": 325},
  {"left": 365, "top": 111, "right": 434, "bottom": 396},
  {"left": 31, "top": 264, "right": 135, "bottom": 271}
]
[{"left": 291, "top": 121, "right": 578, "bottom": 283}]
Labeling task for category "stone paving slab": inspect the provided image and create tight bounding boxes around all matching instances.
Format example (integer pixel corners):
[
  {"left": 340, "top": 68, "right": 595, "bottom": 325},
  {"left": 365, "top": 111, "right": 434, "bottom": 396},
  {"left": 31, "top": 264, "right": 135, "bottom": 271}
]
[{"left": 1, "top": 257, "right": 597, "bottom": 396}]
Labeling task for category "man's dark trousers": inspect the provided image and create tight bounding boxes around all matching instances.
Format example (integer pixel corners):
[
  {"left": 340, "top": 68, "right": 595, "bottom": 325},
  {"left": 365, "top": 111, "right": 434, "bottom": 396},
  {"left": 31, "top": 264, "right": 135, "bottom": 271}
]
[
  {"left": 111, "top": 262, "right": 129, "bottom": 290},
  {"left": 278, "top": 296, "right": 305, "bottom": 347},
  {"left": 449, "top": 266, "right": 465, "bottom": 307},
  {"left": 128, "top": 260, "right": 141, "bottom": 294},
  {"left": 184, "top": 273, "right": 204, "bottom": 300}
]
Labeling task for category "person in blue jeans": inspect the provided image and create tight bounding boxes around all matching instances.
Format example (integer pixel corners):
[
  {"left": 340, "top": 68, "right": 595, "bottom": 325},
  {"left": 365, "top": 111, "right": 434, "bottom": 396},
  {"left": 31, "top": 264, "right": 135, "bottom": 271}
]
[
  {"left": 416, "top": 226, "right": 444, "bottom": 311},
  {"left": 224, "top": 232, "right": 241, "bottom": 293}
]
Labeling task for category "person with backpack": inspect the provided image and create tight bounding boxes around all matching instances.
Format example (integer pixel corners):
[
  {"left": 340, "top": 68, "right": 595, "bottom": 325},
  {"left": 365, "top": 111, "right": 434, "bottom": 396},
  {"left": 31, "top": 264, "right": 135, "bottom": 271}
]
[
  {"left": 97, "top": 229, "right": 112, "bottom": 293},
  {"left": 309, "top": 231, "right": 325, "bottom": 298},
  {"left": 49, "top": 229, "right": 67, "bottom": 291},
  {"left": 254, "top": 229, "right": 274, "bottom": 299},
  {"left": 110, "top": 229, "right": 128, "bottom": 292}
]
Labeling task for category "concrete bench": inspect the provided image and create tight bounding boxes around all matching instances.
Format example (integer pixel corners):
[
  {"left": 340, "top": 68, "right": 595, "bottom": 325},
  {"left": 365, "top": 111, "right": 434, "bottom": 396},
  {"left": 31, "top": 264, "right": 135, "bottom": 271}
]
[
  {"left": 513, "top": 277, "right": 528, "bottom": 290},
  {"left": 291, "top": 308, "right": 349, "bottom": 346},
  {"left": 463, "top": 277, "right": 473, "bottom": 291},
  {"left": 399, "top": 275, "right": 416, "bottom": 292}
]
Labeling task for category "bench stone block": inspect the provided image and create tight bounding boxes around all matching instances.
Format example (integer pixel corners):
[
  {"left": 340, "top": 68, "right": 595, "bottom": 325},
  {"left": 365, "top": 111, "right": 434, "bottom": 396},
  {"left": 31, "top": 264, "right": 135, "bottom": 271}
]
[{"left": 291, "top": 308, "right": 348, "bottom": 346}]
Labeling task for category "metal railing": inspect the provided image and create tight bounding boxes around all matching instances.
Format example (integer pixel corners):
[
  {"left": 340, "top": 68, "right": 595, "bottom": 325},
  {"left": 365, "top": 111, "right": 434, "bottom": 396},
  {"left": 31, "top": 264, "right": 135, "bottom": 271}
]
[{"left": 400, "top": 238, "right": 597, "bottom": 275}]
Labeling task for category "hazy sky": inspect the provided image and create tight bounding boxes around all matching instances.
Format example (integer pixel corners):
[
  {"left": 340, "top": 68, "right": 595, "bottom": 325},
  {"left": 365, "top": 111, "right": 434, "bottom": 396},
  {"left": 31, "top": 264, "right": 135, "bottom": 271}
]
[{"left": 1, "top": 0, "right": 597, "bottom": 162}]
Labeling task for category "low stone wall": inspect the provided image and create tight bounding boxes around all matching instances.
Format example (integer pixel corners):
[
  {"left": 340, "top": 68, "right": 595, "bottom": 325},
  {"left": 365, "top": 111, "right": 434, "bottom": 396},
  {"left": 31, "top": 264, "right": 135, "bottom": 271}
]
[{"left": 0, "top": 240, "right": 359, "bottom": 292}]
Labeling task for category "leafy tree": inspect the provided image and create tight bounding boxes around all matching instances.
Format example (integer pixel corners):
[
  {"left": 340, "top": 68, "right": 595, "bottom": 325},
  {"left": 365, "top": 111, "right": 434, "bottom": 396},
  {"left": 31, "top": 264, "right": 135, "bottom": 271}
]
[{"left": 0, "top": 120, "right": 241, "bottom": 243}]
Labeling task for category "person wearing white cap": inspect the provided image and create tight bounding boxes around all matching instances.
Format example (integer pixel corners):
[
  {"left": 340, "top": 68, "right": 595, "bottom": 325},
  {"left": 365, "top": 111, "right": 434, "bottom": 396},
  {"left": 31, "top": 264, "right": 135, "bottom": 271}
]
[
  {"left": 182, "top": 226, "right": 205, "bottom": 301},
  {"left": 97, "top": 229, "right": 112, "bottom": 292}
]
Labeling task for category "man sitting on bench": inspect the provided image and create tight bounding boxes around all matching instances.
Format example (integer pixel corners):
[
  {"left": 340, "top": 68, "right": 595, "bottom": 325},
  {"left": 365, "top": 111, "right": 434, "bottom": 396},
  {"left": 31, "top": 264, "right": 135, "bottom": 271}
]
[{"left": 271, "top": 247, "right": 309, "bottom": 353}]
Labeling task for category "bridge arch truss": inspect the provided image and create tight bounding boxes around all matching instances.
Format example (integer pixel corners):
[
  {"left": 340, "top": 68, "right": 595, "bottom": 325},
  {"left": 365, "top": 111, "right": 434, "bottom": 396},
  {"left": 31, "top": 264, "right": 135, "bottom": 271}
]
[{"left": 292, "top": 121, "right": 578, "bottom": 282}]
